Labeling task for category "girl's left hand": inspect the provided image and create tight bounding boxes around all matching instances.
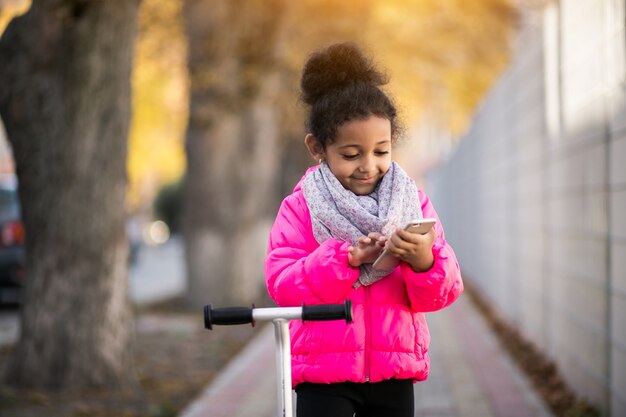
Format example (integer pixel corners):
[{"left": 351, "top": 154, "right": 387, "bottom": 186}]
[{"left": 385, "top": 227, "right": 435, "bottom": 272}]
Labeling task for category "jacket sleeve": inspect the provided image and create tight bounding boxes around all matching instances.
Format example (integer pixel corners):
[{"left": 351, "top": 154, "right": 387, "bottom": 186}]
[
  {"left": 264, "top": 193, "right": 360, "bottom": 306},
  {"left": 401, "top": 190, "right": 464, "bottom": 312}
]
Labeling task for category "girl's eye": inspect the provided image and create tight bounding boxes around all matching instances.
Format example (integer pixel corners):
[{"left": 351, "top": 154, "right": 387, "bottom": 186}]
[
  {"left": 342, "top": 154, "right": 359, "bottom": 160},
  {"left": 375, "top": 150, "right": 390, "bottom": 156}
]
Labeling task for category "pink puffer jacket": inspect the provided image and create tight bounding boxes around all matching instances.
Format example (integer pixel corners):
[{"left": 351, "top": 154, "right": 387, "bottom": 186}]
[{"left": 264, "top": 172, "right": 463, "bottom": 387}]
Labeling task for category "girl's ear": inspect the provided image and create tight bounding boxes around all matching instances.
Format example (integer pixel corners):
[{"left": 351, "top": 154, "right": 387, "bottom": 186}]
[{"left": 304, "top": 134, "right": 325, "bottom": 162}]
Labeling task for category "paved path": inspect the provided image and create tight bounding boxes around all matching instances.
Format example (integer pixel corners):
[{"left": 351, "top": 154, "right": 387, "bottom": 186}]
[
  {"left": 179, "top": 295, "right": 554, "bottom": 417},
  {"left": 1, "top": 238, "right": 555, "bottom": 417}
]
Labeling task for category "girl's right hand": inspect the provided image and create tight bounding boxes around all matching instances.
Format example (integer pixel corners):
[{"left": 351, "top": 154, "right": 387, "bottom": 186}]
[{"left": 348, "top": 232, "right": 386, "bottom": 267}]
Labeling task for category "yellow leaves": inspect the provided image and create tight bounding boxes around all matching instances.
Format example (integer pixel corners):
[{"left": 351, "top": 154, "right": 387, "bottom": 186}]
[
  {"left": 127, "top": 0, "right": 187, "bottom": 210},
  {"left": 363, "top": 0, "right": 518, "bottom": 135},
  {"left": 0, "top": 0, "right": 31, "bottom": 36},
  {"left": 125, "top": 0, "right": 518, "bottom": 208},
  {"left": 274, "top": 0, "right": 518, "bottom": 137}
]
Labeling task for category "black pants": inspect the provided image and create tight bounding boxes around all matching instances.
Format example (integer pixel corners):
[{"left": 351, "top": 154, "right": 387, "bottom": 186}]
[{"left": 295, "top": 379, "right": 414, "bottom": 417}]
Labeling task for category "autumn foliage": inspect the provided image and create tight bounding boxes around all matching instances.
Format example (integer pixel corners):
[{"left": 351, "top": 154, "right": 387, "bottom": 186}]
[{"left": 1, "top": 0, "right": 518, "bottom": 208}]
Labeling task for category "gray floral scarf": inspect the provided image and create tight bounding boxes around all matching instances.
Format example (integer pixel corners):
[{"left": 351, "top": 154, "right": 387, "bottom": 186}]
[{"left": 301, "top": 161, "right": 422, "bottom": 288}]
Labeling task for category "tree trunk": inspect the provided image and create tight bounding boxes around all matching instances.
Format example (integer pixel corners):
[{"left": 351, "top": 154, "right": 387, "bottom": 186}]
[
  {"left": 0, "top": 0, "right": 140, "bottom": 389},
  {"left": 182, "top": 0, "right": 285, "bottom": 308}
]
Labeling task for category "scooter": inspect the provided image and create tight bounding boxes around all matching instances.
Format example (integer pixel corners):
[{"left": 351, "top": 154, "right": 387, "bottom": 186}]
[{"left": 204, "top": 300, "right": 353, "bottom": 417}]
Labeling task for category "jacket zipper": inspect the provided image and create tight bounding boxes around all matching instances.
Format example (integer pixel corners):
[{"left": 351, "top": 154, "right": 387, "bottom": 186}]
[{"left": 364, "top": 285, "right": 372, "bottom": 382}]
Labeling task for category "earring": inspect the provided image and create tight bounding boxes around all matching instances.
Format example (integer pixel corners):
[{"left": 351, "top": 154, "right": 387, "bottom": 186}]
[{"left": 318, "top": 158, "right": 324, "bottom": 164}]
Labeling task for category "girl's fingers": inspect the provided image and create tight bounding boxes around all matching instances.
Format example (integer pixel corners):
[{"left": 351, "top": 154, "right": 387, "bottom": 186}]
[
  {"left": 396, "top": 228, "right": 421, "bottom": 243},
  {"left": 388, "top": 232, "right": 419, "bottom": 255},
  {"left": 388, "top": 233, "right": 409, "bottom": 250},
  {"left": 366, "top": 232, "right": 387, "bottom": 248}
]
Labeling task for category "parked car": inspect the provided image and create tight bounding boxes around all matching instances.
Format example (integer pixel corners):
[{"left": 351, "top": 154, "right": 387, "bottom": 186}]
[{"left": 0, "top": 175, "right": 25, "bottom": 305}]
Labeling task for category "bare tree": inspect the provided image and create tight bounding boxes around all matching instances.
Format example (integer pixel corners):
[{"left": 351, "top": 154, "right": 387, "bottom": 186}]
[
  {"left": 0, "top": 0, "right": 140, "bottom": 388},
  {"left": 181, "top": 0, "right": 288, "bottom": 308}
]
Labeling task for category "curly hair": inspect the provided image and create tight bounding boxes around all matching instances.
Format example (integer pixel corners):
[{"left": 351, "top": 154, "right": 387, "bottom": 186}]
[{"left": 300, "top": 43, "right": 401, "bottom": 148}]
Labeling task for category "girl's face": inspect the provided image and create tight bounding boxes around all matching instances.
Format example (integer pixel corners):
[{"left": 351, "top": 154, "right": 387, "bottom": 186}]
[{"left": 310, "top": 116, "right": 393, "bottom": 196}]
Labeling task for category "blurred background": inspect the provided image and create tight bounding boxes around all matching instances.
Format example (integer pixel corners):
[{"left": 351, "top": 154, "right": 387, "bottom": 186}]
[{"left": 0, "top": 0, "right": 624, "bottom": 416}]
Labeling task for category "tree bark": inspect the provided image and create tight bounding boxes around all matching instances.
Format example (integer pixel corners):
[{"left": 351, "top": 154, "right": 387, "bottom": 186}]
[
  {"left": 0, "top": 0, "right": 140, "bottom": 389},
  {"left": 182, "top": 0, "right": 285, "bottom": 308}
]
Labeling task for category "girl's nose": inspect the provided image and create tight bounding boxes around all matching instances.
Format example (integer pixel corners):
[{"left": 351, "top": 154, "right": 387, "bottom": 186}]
[{"left": 359, "top": 155, "right": 375, "bottom": 173}]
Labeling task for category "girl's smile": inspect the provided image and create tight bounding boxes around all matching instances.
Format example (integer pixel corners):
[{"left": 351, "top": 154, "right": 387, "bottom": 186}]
[{"left": 353, "top": 176, "right": 377, "bottom": 184}]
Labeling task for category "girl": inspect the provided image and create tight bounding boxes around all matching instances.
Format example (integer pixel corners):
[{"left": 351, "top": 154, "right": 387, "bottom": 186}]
[{"left": 264, "top": 43, "right": 463, "bottom": 417}]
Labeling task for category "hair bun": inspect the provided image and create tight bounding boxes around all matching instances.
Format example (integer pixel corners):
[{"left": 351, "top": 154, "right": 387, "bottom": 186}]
[{"left": 300, "top": 42, "right": 388, "bottom": 105}]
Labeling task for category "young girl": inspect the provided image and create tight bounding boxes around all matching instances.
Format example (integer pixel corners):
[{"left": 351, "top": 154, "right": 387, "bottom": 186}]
[{"left": 264, "top": 43, "right": 463, "bottom": 417}]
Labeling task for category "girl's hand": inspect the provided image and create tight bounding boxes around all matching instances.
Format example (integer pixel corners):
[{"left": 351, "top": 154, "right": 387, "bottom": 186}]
[
  {"left": 385, "top": 227, "right": 435, "bottom": 272},
  {"left": 348, "top": 232, "right": 386, "bottom": 268}
]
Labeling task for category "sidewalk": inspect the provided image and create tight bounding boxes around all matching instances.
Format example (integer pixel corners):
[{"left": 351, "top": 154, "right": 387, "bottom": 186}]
[{"left": 179, "top": 295, "right": 555, "bottom": 417}]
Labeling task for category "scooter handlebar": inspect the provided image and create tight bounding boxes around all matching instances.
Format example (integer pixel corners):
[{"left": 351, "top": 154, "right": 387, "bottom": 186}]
[
  {"left": 203, "top": 306, "right": 254, "bottom": 330},
  {"left": 204, "top": 300, "right": 352, "bottom": 330},
  {"left": 302, "top": 300, "right": 352, "bottom": 323}
]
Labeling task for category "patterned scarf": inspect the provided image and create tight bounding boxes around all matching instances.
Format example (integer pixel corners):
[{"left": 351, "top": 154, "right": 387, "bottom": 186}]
[{"left": 301, "top": 161, "right": 422, "bottom": 288}]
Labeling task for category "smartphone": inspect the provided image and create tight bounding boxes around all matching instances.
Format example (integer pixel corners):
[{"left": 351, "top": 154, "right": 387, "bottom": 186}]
[{"left": 371, "top": 218, "right": 436, "bottom": 270}]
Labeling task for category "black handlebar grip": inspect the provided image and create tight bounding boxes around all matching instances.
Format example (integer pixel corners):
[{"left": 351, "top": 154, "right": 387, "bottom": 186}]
[
  {"left": 302, "top": 300, "right": 352, "bottom": 323},
  {"left": 204, "top": 305, "right": 254, "bottom": 330}
]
